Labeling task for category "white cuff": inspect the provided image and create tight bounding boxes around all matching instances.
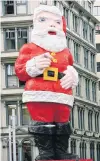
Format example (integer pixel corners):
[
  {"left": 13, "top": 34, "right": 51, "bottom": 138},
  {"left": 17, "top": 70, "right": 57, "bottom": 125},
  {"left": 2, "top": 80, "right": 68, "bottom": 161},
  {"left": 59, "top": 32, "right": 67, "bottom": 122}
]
[{"left": 26, "top": 57, "right": 43, "bottom": 77}]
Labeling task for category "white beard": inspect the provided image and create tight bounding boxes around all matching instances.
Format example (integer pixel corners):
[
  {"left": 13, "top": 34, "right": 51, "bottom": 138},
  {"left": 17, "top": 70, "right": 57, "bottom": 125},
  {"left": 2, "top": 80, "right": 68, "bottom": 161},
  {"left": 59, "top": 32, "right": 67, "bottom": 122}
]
[{"left": 31, "top": 27, "right": 67, "bottom": 52}]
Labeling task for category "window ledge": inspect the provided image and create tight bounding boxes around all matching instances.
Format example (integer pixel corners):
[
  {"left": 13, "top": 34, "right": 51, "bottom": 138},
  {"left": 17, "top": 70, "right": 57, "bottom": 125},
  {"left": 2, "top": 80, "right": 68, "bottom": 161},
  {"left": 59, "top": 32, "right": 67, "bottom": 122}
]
[
  {"left": 1, "top": 14, "right": 32, "bottom": 18},
  {"left": 74, "top": 129, "right": 85, "bottom": 135},
  {"left": 84, "top": 130, "right": 93, "bottom": 137},
  {"left": 93, "top": 132, "right": 100, "bottom": 138}
]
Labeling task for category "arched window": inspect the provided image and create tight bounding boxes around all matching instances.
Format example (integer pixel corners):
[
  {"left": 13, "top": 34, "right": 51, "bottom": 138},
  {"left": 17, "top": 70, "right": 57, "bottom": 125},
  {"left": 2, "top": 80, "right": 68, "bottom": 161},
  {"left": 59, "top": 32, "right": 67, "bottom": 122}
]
[
  {"left": 80, "top": 141, "right": 86, "bottom": 159},
  {"left": 97, "top": 143, "right": 100, "bottom": 161},
  {"left": 71, "top": 139, "right": 76, "bottom": 154},
  {"left": 22, "top": 140, "right": 32, "bottom": 161},
  {"left": 90, "top": 142, "right": 95, "bottom": 161}
]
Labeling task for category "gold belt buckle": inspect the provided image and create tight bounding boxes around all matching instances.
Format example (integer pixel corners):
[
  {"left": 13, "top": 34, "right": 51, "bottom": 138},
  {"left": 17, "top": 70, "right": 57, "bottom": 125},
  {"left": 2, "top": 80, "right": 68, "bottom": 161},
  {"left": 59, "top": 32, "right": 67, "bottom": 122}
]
[{"left": 43, "top": 67, "right": 58, "bottom": 81}]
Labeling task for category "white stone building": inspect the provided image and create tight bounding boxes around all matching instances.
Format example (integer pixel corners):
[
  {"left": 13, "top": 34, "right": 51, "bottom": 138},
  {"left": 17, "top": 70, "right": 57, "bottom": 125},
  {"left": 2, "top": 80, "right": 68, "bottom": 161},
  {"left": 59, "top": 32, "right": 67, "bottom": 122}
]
[
  {"left": 94, "top": 0, "right": 100, "bottom": 108},
  {"left": 0, "top": 1, "right": 100, "bottom": 161}
]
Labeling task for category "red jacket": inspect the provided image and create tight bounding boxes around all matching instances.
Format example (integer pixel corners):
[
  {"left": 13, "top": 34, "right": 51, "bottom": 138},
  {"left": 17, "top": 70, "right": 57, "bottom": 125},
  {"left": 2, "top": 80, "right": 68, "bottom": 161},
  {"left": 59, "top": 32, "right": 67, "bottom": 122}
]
[{"left": 15, "top": 43, "right": 74, "bottom": 107}]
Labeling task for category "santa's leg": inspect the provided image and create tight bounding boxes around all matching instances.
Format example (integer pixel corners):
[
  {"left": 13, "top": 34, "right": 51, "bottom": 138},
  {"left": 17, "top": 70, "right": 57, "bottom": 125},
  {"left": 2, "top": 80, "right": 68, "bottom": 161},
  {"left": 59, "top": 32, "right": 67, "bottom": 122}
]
[
  {"left": 26, "top": 102, "right": 56, "bottom": 160},
  {"left": 55, "top": 104, "right": 79, "bottom": 160}
]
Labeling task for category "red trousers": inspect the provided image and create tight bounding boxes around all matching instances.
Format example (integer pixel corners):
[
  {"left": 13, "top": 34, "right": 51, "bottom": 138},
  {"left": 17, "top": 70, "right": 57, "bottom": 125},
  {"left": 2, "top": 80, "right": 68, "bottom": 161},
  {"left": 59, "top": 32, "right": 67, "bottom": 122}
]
[{"left": 26, "top": 102, "right": 71, "bottom": 123}]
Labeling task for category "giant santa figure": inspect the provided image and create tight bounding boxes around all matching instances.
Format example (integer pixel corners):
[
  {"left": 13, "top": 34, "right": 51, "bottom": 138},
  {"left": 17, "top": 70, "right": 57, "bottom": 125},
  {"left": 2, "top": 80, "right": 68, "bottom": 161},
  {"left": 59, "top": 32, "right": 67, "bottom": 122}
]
[{"left": 15, "top": 5, "right": 79, "bottom": 160}]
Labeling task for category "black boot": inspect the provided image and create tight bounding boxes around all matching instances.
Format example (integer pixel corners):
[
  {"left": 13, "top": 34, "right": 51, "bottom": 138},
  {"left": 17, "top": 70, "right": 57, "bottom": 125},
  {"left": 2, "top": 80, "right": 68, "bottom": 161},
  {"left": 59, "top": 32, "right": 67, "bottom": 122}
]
[
  {"left": 55, "top": 122, "right": 79, "bottom": 160},
  {"left": 28, "top": 121, "right": 56, "bottom": 160}
]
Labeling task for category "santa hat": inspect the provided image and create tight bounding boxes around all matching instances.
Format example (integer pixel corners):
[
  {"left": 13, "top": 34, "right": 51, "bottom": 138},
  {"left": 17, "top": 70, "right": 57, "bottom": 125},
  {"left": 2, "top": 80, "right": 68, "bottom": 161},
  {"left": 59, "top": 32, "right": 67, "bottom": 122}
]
[{"left": 33, "top": 5, "right": 67, "bottom": 34}]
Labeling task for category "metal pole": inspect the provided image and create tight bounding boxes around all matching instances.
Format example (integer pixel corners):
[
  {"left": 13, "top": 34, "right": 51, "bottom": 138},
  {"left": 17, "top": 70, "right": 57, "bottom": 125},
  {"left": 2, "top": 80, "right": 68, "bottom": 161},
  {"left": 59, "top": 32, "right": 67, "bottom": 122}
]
[
  {"left": 12, "top": 109, "right": 16, "bottom": 161},
  {"left": 9, "top": 125, "right": 12, "bottom": 161}
]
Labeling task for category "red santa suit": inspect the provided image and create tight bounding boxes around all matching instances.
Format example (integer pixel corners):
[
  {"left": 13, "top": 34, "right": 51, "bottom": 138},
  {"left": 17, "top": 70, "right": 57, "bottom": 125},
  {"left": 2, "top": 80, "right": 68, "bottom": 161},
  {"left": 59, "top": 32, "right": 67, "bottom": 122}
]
[
  {"left": 15, "top": 43, "right": 74, "bottom": 122},
  {"left": 15, "top": 5, "right": 79, "bottom": 160}
]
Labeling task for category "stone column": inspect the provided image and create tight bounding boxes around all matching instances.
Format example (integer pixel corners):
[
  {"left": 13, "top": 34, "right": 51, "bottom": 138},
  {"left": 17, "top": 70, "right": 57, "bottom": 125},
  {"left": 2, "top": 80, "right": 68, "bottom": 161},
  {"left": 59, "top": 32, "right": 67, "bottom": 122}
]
[
  {"left": 17, "top": 101, "right": 20, "bottom": 126},
  {"left": 84, "top": 106, "right": 88, "bottom": 131},
  {"left": 68, "top": 138, "right": 71, "bottom": 153},
  {"left": 94, "top": 142, "right": 97, "bottom": 161},
  {"left": 92, "top": 108, "right": 95, "bottom": 133},
  {"left": 76, "top": 139, "right": 80, "bottom": 157},
  {"left": 74, "top": 104, "right": 78, "bottom": 129},
  {"left": 86, "top": 140, "right": 90, "bottom": 159},
  {"left": 19, "top": 144, "right": 22, "bottom": 161}
]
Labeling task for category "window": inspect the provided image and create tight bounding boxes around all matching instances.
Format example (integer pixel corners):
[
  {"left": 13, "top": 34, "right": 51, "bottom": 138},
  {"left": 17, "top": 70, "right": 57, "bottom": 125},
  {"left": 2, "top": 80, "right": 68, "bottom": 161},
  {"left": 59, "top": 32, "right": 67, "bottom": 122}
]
[
  {"left": 83, "top": 21, "right": 88, "bottom": 40},
  {"left": 97, "top": 62, "right": 100, "bottom": 72},
  {"left": 96, "top": 25, "right": 100, "bottom": 34},
  {"left": 85, "top": 79, "right": 90, "bottom": 100},
  {"left": 6, "top": 102, "right": 17, "bottom": 126},
  {"left": 93, "top": 6, "right": 100, "bottom": 16},
  {"left": 97, "top": 143, "right": 100, "bottom": 161},
  {"left": 90, "top": 142, "right": 95, "bottom": 161},
  {"left": 74, "top": 42, "right": 80, "bottom": 63},
  {"left": 92, "top": 82, "right": 96, "bottom": 102},
  {"left": 39, "top": 0, "right": 47, "bottom": 5},
  {"left": 88, "top": 1, "right": 91, "bottom": 13},
  {"left": 88, "top": 110, "right": 93, "bottom": 131},
  {"left": 78, "top": 107, "right": 84, "bottom": 130},
  {"left": 3, "top": 0, "right": 27, "bottom": 15},
  {"left": 16, "top": 0, "right": 27, "bottom": 14},
  {"left": 4, "top": 1, "right": 14, "bottom": 14},
  {"left": 96, "top": 44, "right": 100, "bottom": 53},
  {"left": 63, "top": 8, "right": 69, "bottom": 28},
  {"left": 22, "top": 140, "right": 32, "bottom": 161},
  {"left": 4, "top": 27, "right": 28, "bottom": 51},
  {"left": 54, "top": 1, "right": 63, "bottom": 15},
  {"left": 95, "top": 112, "right": 99, "bottom": 133},
  {"left": 5, "top": 29, "right": 15, "bottom": 50},
  {"left": 99, "top": 81, "right": 100, "bottom": 91},
  {"left": 6, "top": 64, "right": 18, "bottom": 88},
  {"left": 17, "top": 28, "right": 28, "bottom": 49},
  {"left": 66, "top": 37, "right": 70, "bottom": 49},
  {"left": 76, "top": 75, "right": 81, "bottom": 96},
  {"left": 89, "top": 26, "right": 94, "bottom": 44},
  {"left": 21, "top": 103, "right": 31, "bottom": 125},
  {"left": 84, "top": 48, "right": 88, "bottom": 69},
  {"left": 54, "top": 0, "right": 57, "bottom": 6},
  {"left": 71, "top": 139, "right": 76, "bottom": 154},
  {"left": 5, "top": 64, "right": 25, "bottom": 88},
  {"left": 73, "top": 14, "right": 79, "bottom": 33},
  {"left": 90, "top": 53, "right": 95, "bottom": 72},
  {"left": 80, "top": 142, "right": 86, "bottom": 159}
]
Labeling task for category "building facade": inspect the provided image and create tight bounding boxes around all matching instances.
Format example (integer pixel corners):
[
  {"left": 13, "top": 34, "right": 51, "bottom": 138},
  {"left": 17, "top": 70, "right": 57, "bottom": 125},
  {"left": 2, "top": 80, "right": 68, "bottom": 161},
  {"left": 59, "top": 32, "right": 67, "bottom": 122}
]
[
  {"left": 94, "top": 0, "right": 100, "bottom": 108},
  {"left": 0, "top": 0, "right": 100, "bottom": 161}
]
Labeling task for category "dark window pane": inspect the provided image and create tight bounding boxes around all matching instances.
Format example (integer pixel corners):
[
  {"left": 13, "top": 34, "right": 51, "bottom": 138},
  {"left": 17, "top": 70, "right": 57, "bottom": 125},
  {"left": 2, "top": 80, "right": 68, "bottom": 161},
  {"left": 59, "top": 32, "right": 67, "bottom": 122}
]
[
  {"left": 99, "top": 81, "right": 100, "bottom": 90},
  {"left": 5, "top": 29, "right": 15, "bottom": 50},
  {"left": 97, "top": 62, "right": 100, "bottom": 72},
  {"left": 22, "top": 141, "right": 32, "bottom": 161},
  {"left": 6, "top": 103, "right": 17, "bottom": 126},
  {"left": 4, "top": 1, "right": 14, "bottom": 14},
  {"left": 96, "top": 44, "right": 100, "bottom": 53},
  {"left": 17, "top": 28, "right": 28, "bottom": 50},
  {"left": 19, "top": 80, "right": 25, "bottom": 87},
  {"left": 21, "top": 104, "right": 31, "bottom": 125}
]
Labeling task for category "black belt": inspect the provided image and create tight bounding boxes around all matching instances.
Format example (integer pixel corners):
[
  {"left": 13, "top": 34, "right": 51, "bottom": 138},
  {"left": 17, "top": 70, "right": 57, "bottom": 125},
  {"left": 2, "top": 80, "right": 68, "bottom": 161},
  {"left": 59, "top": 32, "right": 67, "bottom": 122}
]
[{"left": 37, "top": 71, "right": 65, "bottom": 79}]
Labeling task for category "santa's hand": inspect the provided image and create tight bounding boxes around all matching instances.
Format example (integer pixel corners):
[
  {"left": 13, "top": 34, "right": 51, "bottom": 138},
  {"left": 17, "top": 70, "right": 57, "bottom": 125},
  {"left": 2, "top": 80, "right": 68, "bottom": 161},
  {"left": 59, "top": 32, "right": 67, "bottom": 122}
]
[
  {"left": 26, "top": 52, "right": 53, "bottom": 77},
  {"left": 35, "top": 52, "right": 53, "bottom": 70},
  {"left": 60, "top": 65, "right": 79, "bottom": 89}
]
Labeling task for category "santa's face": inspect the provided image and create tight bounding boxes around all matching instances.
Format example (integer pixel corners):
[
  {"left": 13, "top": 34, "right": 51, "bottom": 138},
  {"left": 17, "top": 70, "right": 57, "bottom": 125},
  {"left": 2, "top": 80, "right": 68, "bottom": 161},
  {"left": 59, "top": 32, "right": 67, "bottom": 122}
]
[
  {"left": 31, "top": 11, "right": 67, "bottom": 52},
  {"left": 34, "top": 11, "right": 63, "bottom": 32}
]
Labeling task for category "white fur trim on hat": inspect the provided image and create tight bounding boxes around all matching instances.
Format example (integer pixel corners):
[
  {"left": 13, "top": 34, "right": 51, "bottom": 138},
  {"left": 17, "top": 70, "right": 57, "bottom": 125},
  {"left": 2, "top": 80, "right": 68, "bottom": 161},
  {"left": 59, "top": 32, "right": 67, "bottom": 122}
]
[{"left": 33, "top": 5, "right": 62, "bottom": 20}]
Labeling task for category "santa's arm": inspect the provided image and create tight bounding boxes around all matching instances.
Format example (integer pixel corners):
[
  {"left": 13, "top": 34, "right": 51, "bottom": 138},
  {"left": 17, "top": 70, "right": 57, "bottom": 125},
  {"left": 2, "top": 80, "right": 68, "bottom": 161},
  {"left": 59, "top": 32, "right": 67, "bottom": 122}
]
[
  {"left": 15, "top": 44, "right": 34, "bottom": 81},
  {"left": 15, "top": 44, "right": 52, "bottom": 81},
  {"left": 60, "top": 50, "right": 79, "bottom": 89}
]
